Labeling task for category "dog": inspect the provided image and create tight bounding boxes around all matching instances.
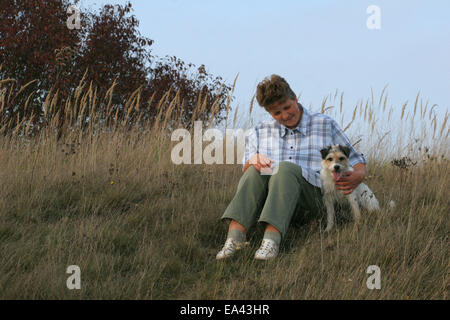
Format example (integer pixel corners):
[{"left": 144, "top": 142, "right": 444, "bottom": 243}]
[{"left": 320, "top": 144, "right": 380, "bottom": 231}]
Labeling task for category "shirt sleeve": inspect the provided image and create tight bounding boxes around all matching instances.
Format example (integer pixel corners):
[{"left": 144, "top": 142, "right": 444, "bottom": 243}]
[
  {"left": 330, "top": 119, "right": 367, "bottom": 166},
  {"left": 242, "top": 127, "right": 258, "bottom": 170}
]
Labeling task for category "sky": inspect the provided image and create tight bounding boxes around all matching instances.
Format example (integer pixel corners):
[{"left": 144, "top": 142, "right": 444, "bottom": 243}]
[{"left": 77, "top": 0, "right": 449, "bottom": 145}]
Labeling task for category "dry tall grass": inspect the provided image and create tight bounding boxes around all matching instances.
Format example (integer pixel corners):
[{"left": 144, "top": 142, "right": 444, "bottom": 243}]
[{"left": 0, "top": 74, "right": 448, "bottom": 299}]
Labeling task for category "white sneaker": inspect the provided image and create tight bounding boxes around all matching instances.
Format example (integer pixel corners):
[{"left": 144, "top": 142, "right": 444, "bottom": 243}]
[
  {"left": 216, "top": 238, "right": 247, "bottom": 260},
  {"left": 254, "top": 239, "right": 279, "bottom": 260}
]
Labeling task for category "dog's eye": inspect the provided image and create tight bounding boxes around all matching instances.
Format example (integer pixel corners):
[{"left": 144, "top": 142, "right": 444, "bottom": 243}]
[
  {"left": 327, "top": 158, "right": 333, "bottom": 161},
  {"left": 339, "top": 157, "right": 345, "bottom": 161}
]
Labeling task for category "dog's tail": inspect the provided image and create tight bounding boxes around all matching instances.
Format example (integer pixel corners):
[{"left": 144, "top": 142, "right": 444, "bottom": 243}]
[{"left": 387, "top": 200, "right": 396, "bottom": 210}]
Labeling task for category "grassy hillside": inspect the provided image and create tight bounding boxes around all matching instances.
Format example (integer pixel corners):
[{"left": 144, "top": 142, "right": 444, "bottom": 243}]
[{"left": 0, "top": 77, "right": 448, "bottom": 299}]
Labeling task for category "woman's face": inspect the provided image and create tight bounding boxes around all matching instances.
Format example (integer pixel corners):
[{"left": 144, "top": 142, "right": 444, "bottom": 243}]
[{"left": 267, "top": 97, "right": 302, "bottom": 129}]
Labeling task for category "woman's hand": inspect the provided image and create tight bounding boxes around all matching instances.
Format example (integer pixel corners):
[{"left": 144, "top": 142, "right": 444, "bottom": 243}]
[
  {"left": 248, "top": 153, "right": 274, "bottom": 172},
  {"left": 335, "top": 163, "right": 366, "bottom": 195}
]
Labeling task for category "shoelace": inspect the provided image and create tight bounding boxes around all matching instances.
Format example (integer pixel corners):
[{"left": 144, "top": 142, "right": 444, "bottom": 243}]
[
  {"left": 220, "top": 238, "right": 248, "bottom": 254},
  {"left": 258, "top": 239, "right": 277, "bottom": 254},
  {"left": 222, "top": 238, "right": 237, "bottom": 254}
]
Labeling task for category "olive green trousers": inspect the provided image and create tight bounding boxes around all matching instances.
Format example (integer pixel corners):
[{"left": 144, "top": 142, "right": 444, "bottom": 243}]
[{"left": 221, "top": 161, "right": 324, "bottom": 239}]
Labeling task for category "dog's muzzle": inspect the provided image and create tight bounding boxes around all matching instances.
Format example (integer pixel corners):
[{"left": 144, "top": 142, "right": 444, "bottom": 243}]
[{"left": 332, "top": 165, "right": 342, "bottom": 181}]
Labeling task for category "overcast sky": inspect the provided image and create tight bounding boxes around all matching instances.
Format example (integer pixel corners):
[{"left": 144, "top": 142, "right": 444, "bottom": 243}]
[{"left": 78, "top": 0, "right": 449, "bottom": 144}]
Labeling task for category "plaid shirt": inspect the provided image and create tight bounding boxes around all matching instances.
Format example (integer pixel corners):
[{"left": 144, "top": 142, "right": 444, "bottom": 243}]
[{"left": 243, "top": 105, "right": 367, "bottom": 188}]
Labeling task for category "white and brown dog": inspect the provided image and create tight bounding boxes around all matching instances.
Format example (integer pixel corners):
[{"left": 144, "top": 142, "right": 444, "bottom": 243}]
[{"left": 320, "top": 144, "right": 380, "bottom": 231}]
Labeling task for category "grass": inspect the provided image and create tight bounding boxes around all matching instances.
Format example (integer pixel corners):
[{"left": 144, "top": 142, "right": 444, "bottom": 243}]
[{"left": 0, "top": 73, "right": 448, "bottom": 299}]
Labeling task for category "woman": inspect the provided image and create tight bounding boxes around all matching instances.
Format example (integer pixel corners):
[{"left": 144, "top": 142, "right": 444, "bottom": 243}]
[{"left": 217, "top": 74, "right": 367, "bottom": 260}]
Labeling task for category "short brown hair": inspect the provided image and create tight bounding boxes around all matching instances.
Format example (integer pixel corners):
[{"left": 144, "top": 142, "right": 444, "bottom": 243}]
[{"left": 256, "top": 74, "right": 296, "bottom": 110}]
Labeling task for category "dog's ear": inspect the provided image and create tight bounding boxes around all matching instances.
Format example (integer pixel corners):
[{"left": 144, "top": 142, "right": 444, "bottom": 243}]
[
  {"left": 320, "top": 146, "right": 331, "bottom": 159},
  {"left": 339, "top": 145, "right": 351, "bottom": 158}
]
